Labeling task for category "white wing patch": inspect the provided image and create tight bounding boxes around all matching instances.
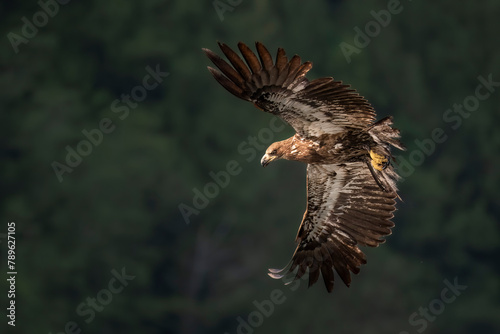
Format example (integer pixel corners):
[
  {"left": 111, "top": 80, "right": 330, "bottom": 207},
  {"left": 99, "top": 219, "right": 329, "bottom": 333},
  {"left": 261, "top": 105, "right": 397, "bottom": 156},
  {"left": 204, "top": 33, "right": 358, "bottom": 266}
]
[
  {"left": 305, "top": 165, "right": 346, "bottom": 242},
  {"left": 290, "top": 81, "right": 307, "bottom": 92},
  {"left": 276, "top": 98, "right": 346, "bottom": 136}
]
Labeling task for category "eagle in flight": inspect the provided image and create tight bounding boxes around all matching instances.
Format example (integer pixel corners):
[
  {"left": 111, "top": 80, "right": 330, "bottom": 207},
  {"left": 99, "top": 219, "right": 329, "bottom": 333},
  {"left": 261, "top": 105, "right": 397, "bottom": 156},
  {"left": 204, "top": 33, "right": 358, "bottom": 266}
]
[{"left": 203, "top": 42, "right": 404, "bottom": 292}]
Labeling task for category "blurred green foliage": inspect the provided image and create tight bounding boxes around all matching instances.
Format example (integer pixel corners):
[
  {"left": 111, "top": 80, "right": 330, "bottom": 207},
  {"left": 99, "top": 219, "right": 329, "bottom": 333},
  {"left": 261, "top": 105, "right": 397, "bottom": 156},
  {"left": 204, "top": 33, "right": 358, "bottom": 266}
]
[{"left": 0, "top": 0, "right": 499, "bottom": 333}]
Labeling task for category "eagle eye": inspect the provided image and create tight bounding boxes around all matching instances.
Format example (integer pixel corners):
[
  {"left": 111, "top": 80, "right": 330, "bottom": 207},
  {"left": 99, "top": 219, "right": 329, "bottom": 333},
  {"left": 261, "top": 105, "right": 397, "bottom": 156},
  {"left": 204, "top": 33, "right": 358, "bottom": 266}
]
[{"left": 270, "top": 149, "right": 278, "bottom": 155}]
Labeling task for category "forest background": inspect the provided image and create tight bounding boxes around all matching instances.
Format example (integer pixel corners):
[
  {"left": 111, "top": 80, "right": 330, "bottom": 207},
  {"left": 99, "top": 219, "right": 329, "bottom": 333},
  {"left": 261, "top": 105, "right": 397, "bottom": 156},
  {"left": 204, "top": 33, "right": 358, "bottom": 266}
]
[{"left": 1, "top": 1, "right": 499, "bottom": 333}]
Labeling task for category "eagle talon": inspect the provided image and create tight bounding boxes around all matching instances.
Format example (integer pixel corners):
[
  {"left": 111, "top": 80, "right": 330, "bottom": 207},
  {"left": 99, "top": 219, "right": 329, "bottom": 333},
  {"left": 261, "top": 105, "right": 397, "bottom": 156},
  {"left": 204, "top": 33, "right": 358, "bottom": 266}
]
[{"left": 369, "top": 150, "right": 389, "bottom": 171}]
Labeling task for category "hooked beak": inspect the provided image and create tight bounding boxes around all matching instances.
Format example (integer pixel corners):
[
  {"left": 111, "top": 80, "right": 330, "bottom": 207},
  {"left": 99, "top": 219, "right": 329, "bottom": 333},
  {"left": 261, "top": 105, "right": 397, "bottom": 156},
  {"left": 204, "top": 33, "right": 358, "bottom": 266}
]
[{"left": 260, "top": 154, "right": 277, "bottom": 167}]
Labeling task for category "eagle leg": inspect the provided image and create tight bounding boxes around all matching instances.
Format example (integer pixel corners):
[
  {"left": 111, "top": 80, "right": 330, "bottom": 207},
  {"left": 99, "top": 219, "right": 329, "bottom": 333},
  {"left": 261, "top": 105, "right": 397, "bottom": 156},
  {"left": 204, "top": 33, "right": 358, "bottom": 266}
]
[
  {"left": 369, "top": 150, "right": 389, "bottom": 171},
  {"left": 365, "top": 159, "right": 388, "bottom": 192}
]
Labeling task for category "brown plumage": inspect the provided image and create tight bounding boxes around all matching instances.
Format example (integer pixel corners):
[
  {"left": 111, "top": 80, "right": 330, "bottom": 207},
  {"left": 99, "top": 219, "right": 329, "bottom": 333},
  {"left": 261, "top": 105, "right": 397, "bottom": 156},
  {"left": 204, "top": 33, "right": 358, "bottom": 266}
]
[{"left": 203, "top": 42, "right": 405, "bottom": 292}]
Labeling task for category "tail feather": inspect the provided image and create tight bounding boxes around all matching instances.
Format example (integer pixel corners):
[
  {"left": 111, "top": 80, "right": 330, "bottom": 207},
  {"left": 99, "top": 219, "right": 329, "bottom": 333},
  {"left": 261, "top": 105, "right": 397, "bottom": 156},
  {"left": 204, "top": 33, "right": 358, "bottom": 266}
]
[
  {"left": 368, "top": 116, "right": 405, "bottom": 152},
  {"left": 367, "top": 116, "right": 405, "bottom": 196}
]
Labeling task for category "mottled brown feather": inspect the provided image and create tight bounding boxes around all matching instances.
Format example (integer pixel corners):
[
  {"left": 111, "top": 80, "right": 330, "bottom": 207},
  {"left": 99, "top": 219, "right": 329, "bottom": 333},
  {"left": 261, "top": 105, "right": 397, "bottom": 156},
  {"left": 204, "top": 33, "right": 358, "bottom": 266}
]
[
  {"left": 203, "top": 42, "right": 380, "bottom": 137},
  {"left": 268, "top": 162, "right": 397, "bottom": 292}
]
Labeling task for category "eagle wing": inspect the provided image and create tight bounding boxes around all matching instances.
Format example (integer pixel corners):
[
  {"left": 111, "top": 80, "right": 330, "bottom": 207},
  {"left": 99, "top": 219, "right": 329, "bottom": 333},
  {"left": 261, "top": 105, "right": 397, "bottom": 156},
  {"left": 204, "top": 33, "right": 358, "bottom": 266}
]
[
  {"left": 269, "top": 162, "right": 397, "bottom": 292},
  {"left": 203, "top": 42, "right": 375, "bottom": 138}
]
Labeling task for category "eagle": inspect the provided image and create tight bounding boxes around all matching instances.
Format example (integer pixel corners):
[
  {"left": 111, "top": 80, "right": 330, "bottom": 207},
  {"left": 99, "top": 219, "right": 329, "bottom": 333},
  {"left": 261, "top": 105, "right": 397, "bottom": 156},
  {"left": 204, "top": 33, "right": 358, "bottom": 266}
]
[{"left": 203, "top": 42, "right": 404, "bottom": 292}]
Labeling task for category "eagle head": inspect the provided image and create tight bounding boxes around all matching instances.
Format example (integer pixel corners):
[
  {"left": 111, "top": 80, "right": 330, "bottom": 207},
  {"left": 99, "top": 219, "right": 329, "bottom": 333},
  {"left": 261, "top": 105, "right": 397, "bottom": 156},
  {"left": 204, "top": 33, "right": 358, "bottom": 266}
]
[{"left": 261, "top": 142, "right": 285, "bottom": 167}]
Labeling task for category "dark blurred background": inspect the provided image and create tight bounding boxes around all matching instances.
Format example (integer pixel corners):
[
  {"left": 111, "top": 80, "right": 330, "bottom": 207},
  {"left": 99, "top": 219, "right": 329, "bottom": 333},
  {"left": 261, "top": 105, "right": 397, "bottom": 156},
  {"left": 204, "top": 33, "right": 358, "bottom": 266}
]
[{"left": 1, "top": 0, "right": 499, "bottom": 333}]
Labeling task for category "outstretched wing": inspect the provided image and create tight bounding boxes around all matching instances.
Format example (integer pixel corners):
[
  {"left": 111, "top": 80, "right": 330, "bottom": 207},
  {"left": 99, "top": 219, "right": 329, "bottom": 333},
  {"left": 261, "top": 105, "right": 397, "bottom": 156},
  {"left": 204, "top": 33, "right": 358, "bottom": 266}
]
[
  {"left": 269, "top": 162, "right": 397, "bottom": 292},
  {"left": 203, "top": 42, "right": 375, "bottom": 138}
]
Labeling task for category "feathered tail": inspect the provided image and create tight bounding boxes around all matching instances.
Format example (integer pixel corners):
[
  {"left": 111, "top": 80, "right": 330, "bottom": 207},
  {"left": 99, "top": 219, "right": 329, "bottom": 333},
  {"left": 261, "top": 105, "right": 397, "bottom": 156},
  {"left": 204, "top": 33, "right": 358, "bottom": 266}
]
[{"left": 366, "top": 116, "right": 405, "bottom": 195}]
